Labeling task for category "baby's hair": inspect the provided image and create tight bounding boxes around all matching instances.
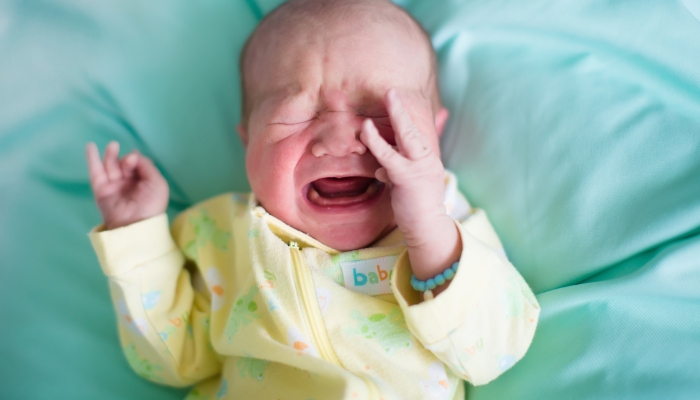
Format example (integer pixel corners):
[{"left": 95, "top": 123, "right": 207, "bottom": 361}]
[{"left": 238, "top": 0, "right": 441, "bottom": 127}]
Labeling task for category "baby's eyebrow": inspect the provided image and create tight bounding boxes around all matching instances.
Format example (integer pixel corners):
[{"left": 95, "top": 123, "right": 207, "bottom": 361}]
[
  {"left": 261, "top": 81, "right": 307, "bottom": 103},
  {"left": 259, "top": 86, "right": 311, "bottom": 110}
]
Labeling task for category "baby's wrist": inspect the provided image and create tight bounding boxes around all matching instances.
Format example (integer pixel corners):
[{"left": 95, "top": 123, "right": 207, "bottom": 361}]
[
  {"left": 400, "top": 205, "right": 450, "bottom": 246},
  {"left": 405, "top": 216, "right": 462, "bottom": 281}
]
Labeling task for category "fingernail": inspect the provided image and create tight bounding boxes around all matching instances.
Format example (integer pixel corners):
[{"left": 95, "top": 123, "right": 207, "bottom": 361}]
[{"left": 388, "top": 88, "right": 398, "bottom": 100}]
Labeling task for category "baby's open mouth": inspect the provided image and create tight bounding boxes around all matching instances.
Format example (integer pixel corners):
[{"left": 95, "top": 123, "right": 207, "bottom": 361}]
[{"left": 307, "top": 177, "right": 383, "bottom": 207}]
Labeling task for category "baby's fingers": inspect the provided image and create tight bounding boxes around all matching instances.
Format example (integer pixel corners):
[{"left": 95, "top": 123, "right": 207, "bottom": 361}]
[
  {"left": 120, "top": 151, "right": 139, "bottom": 179},
  {"left": 86, "top": 142, "right": 108, "bottom": 190},
  {"left": 375, "top": 167, "right": 390, "bottom": 183},
  {"left": 103, "top": 141, "right": 123, "bottom": 181},
  {"left": 386, "top": 89, "right": 433, "bottom": 161},
  {"left": 360, "top": 119, "right": 406, "bottom": 173}
]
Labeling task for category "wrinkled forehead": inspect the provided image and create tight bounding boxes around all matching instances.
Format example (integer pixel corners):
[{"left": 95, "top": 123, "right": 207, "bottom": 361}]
[
  {"left": 245, "top": 0, "right": 428, "bottom": 63},
  {"left": 260, "top": 27, "right": 426, "bottom": 82},
  {"left": 242, "top": 4, "right": 433, "bottom": 107}
]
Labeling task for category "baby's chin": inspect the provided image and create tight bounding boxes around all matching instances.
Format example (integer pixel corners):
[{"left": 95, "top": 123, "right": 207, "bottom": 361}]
[
  {"left": 287, "top": 178, "right": 396, "bottom": 250},
  {"left": 308, "top": 222, "right": 396, "bottom": 252},
  {"left": 257, "top": 179, "right": 396, "bottom": 250}
]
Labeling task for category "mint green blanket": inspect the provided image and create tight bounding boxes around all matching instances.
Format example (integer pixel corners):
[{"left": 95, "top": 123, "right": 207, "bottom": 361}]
[{"left": 1, "top": 1, "right": 699, "bottom": 398}]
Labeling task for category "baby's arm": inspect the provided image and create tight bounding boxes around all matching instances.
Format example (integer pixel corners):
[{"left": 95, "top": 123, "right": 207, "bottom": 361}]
[
  {"left": 391, "top": 211, "right": 540, "bottom": 385},
  {"left": 86, "top": 143, "right": 221, "bottom": 385},
  {"left": 361, "top": 91, "right": 540, "bottom": 384},
  {"left": 360, "top": 89, "right": 461, "bottom": 296}
]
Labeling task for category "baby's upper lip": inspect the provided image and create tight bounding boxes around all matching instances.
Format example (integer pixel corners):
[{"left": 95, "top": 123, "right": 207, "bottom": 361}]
[
  {"left": 297, "top": 153, "right": 382, "bottom": 187},
  {"left": 303, "top": 170, "right": 377, "bottom": 186}
]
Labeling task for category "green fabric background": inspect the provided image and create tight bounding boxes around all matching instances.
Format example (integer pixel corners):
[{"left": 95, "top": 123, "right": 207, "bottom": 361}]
[{"left": 1, "top": 0, "right": 699, "bottom": 399}]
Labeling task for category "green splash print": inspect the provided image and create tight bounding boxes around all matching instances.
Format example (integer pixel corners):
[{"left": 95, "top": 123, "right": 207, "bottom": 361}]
[
  {"left": 123, "top": 343, "right": 164, "bottom": 382},
  {"left": 225, "top": 285, "right": 261, "bottom": 341},
  {"left": 183, "top": 209, "right": 232, "bottom": 261},
  {"left": 346, "top": 307, "right": 412, "bottom": 355},
  {"left": 502, "top": 275, "right": 534, "bottom": 319},
  {"left": 184, "top": 389, "right": 208, "bottom": 400},
  {"left": 237, "top": 357, "right": 270, "bottom": 381},
  {"left": 263, "top": 270, "right": 276, "bottom": 282},
  {"left": 331, "top": 250, "right": 360, "bottom": 264}
]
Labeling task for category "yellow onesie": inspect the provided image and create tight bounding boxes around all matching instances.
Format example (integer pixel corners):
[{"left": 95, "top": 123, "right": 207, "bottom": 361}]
[{"left": 89, "top": 172, "right": 540, "bottom": 400}]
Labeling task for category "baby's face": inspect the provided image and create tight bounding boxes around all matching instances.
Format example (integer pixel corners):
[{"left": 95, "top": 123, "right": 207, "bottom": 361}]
[{"left": 239, "top": 15, "right": 444, "bottom": 251}]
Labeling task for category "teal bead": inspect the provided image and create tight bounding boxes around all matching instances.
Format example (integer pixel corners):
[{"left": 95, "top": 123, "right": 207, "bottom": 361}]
[
  {"left": 411, "top": 260, "right": 461, "bottom": 291},
  {"left": 435, "top": 274, "right": 446, "bottom": 286}
]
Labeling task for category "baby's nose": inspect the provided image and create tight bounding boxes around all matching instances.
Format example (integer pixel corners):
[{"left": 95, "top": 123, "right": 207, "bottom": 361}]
[{"left": 311, "top": 114, "right": 367, "bottom": 158}]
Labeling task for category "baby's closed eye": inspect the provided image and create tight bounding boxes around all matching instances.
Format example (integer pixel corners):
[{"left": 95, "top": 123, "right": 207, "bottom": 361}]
[
  {"left": 269, "top": 112, "right": 319, "bottom": 126},
  {"left": 362, "top": 116, "right": 395, "bottom": 145},
  {"left": 367, "top": 116, "right": 391, "bottom": 127},
  {"left": 358, "top": 110, "right": 391, "bottom": 125}
]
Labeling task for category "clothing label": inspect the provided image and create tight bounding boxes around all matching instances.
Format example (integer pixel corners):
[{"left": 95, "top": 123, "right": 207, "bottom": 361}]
[{"left": 340, "top": 255, "right": 399, "bottom": 296}]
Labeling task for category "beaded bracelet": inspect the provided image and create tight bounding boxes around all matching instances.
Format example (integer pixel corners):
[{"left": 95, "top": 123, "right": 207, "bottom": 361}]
[{"left": 410, "top": 262, "right": 459, "bottom": 292}]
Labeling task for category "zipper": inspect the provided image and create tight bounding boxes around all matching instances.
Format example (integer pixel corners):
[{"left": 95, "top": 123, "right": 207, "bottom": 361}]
[
  {"left": 289, "top": 243, "right": 381, "bottom": 399},
  {"left": 289, "top": 245, "right": 343, "bottom": 366}
]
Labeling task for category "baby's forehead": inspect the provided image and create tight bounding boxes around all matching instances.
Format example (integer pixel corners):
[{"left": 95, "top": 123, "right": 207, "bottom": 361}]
[
  {"left": 240, "top": 0, "right": 439, "bottom": 122},
  {"left": 250, "top": 0, "right": 426, "bottom": 54}
]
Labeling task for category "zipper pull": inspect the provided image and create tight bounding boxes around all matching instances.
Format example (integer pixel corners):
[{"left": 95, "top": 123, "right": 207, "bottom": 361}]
[{"left": 289, "top": 241, "right": 300, "bottom": 250}]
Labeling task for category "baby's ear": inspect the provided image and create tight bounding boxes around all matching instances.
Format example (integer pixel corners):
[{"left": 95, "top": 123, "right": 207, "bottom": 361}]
[
  {"left": 237, "top": 124, "right": 249, "bottom": 147},
  {"left": 434, "top": 107, "right": 449, "bottom": 138}
]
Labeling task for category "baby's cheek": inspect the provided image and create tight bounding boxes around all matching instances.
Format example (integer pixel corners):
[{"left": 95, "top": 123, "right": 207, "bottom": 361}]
[
  {"left": 250, "top": 157, "right": 297, "bottom": 205},
  {"left": 252, "top": 176, "right": 293, "bottom": 219}
]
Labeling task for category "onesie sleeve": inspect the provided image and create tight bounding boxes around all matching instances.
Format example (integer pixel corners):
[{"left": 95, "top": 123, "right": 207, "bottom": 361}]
[
  {"left": 89, "top": 212, "right": 222, "bottom": 387},
  {"left": 391, "top": 209, "right": 540, "bottom": 386}
]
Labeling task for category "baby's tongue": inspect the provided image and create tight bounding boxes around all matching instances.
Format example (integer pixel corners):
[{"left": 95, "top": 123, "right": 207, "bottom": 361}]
[{"left": 312, "top": 177, "right": 373, "bottom": 198}]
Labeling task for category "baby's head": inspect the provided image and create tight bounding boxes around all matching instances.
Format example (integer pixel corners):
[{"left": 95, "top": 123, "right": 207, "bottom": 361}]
[{"left": 238, "top": 0, "right": 449, "bottom": 251}]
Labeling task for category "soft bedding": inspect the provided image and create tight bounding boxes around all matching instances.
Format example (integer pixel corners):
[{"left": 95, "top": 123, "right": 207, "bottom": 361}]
[{"left": 1, "top": 0, "right": 699, "bottom": 399}]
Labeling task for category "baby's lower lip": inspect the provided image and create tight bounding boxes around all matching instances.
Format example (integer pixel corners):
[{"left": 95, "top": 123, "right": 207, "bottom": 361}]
[{"left": 305, "top": 178, "right": 384, "bottom": 209}]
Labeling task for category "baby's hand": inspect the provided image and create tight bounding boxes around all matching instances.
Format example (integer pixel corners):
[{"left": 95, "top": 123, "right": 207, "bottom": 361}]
[
  {"left": 360, "top": 89, "right": 461, "bottom": 289},
  {"left": 86, "top": 141, "right": 169, "bottom": 230}
]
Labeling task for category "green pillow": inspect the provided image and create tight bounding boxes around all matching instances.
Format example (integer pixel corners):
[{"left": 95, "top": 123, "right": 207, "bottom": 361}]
[
  {"left": 400, "top": 0, "right": 700, "bottom": 398},
  {"left": 1, "top": 0, "right": 699, "bottom": 399},
  {"left": 0, "top": 1, "right": 262, "bottom": 399}
]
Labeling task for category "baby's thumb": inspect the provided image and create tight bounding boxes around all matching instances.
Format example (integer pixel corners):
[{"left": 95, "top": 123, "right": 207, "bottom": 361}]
[{"left": 375, "top": 167, "right": 390, "bottom": 183}]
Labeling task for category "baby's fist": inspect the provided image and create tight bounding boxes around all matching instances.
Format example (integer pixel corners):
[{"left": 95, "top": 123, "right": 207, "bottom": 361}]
[{"left": 86, "top": 142, "right": 169, "bottom": 230}]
